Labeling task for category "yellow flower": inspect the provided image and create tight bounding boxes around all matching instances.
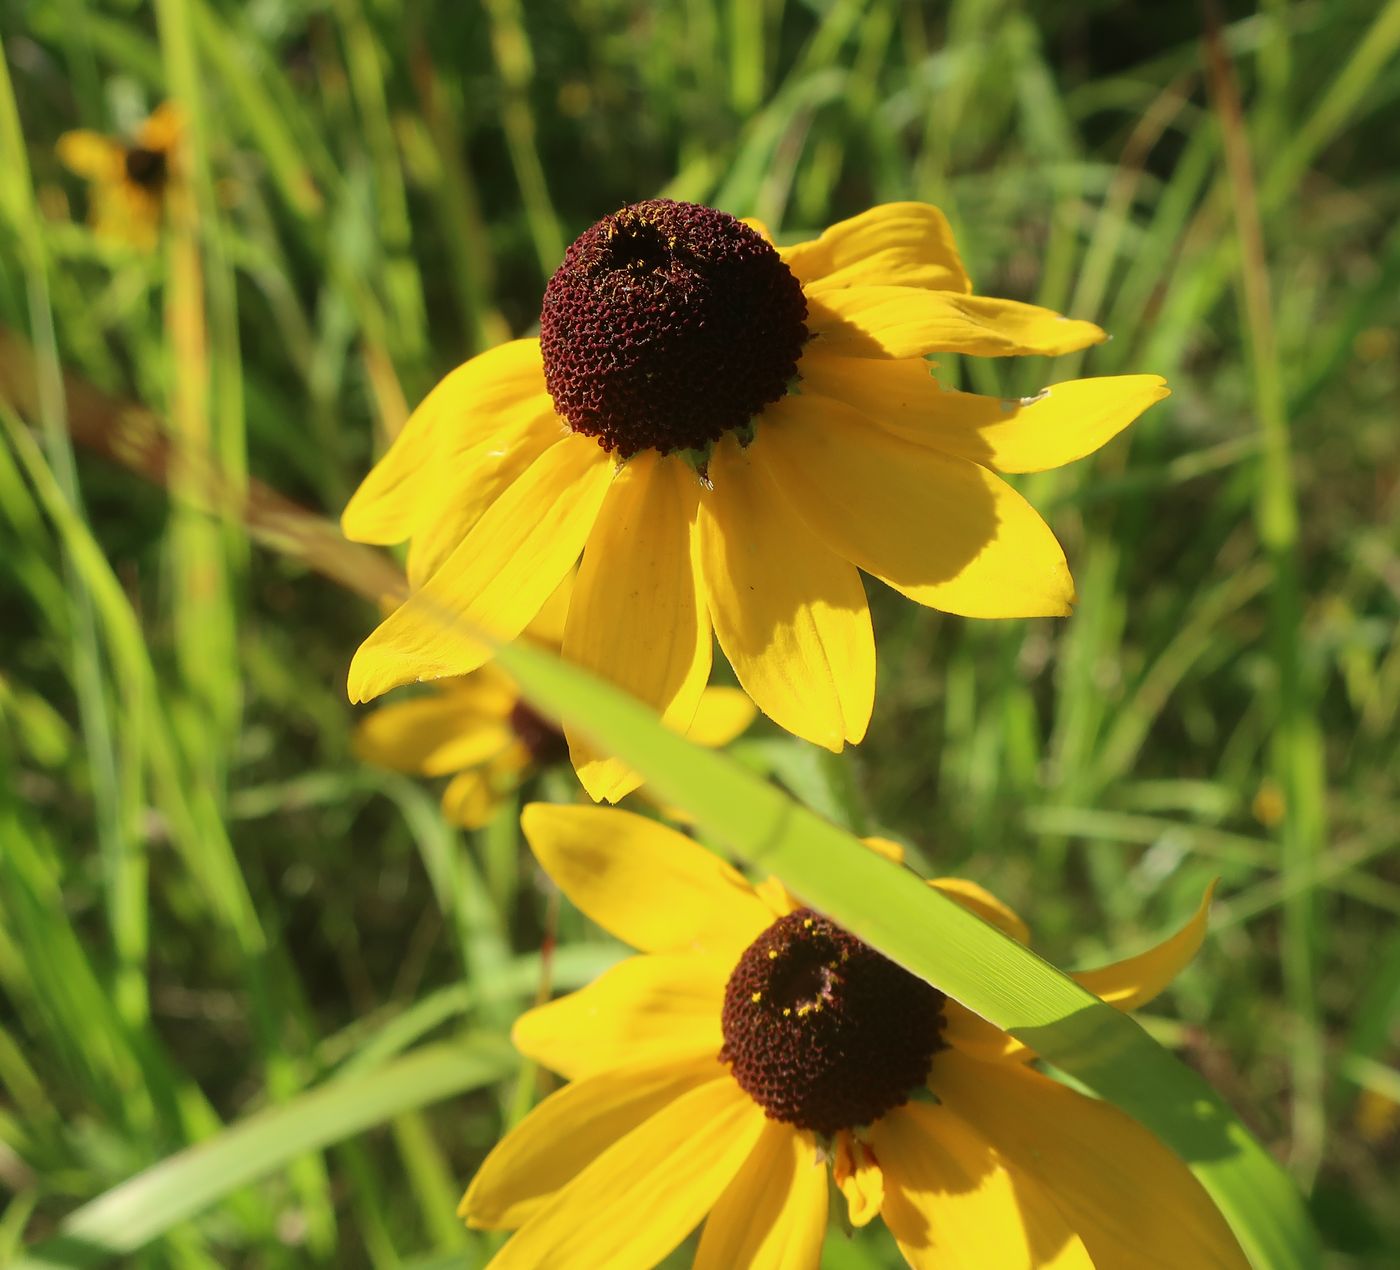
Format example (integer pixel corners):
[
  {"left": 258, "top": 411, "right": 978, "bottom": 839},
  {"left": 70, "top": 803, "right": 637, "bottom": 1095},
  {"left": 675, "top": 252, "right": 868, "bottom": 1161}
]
[
  {"left": 56, "top": 104, "right": 182, "bottom": 251},
  {"left": 459, "top": 806, "right": 1246, "bottom": 1269},
  {"left": 354, "top": 579, "right": 755, "bottom": 826},
  {"left": 342, "top": 202, "right": 1168, "bottom": 798}
]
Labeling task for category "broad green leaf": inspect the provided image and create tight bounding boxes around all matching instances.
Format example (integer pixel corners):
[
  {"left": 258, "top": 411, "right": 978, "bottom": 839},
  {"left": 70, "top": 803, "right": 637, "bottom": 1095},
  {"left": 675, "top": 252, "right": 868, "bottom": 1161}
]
[
  {"left": 20, "top": 1038, "right": 515, "bottom": 1267},
  {"left": 489, "top": 637, "right": 1320, "bottom": 1270}
]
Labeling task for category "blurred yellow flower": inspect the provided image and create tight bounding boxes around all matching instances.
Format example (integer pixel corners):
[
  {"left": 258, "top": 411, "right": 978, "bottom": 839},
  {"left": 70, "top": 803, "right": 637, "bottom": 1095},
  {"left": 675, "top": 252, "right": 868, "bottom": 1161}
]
[
  {"left": 342, "top": 201, "right": 1168, "bottom": 797},
  {"left": 459, "top": 806, "right": 1244, "bottom": 1269},
  {"left": 354, "top": 580, "right": 754, "bottom": 826},
  {"left": 56, "top": 104, "right": 182, "bottom": 251}
]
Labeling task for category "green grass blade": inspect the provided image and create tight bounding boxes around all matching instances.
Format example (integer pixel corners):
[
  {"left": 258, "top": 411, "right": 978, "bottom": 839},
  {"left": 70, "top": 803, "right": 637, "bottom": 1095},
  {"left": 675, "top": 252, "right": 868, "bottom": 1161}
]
[{"left": 19, "top": 1038, "right": 515, "bottom": 1267}]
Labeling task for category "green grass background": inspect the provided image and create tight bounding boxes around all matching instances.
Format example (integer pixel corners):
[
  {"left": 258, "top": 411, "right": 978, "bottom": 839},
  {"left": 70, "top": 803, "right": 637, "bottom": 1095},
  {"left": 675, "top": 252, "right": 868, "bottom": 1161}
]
[{"left": 1, "top": 0, "right": 1398, "bottom": 1264}]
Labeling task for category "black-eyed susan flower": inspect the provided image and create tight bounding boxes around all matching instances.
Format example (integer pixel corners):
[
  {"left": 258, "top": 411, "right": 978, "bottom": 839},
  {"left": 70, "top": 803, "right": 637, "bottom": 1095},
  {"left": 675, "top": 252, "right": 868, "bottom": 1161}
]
[
  {"left": 56, "top": 104, "right": 181, "bottom": 251},
  {"left": 460, "top": 805, "right": 1246, "bottom": 1269},
  {"left": 354, "top": 579, "right": 755, "bottom": 826},
  {"left": 343, "top": 202, "right": 1169, "bottom": 798}
]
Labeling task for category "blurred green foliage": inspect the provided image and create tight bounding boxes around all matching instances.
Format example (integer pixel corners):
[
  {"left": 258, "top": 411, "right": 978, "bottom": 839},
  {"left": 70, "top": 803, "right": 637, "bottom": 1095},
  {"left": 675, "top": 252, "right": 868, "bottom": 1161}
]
[{"left": 0, "top": 0, "right": 1398, "bottom": 1265}]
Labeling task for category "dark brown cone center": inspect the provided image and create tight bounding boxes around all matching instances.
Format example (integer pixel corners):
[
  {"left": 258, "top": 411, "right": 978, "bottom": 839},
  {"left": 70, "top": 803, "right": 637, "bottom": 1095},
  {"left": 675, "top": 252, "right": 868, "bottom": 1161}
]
[
  {"left": 720, "top": 908, "right": 947, "bottom": 1137},
  {"left": 539, "top": 199, "right": 808, "bottom": 459},
  {"left": 124, "top": 146, "right": 168, "bottom": 190}
]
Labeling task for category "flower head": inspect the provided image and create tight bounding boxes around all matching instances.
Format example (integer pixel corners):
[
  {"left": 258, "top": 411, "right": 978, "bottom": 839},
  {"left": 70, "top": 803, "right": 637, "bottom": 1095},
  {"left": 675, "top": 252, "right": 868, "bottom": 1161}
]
[
  {"left": 56, "top": 104, "right": 182, "bottom": 251},
  {"left": 354, "top": 579, "right": 754, "bottom": 826},
  {"left": 343, "top": 202, "right": 1169, "bottom": 797},
  {"left": 460, "top": 806, "right": 1245, "bottom": 1269}
]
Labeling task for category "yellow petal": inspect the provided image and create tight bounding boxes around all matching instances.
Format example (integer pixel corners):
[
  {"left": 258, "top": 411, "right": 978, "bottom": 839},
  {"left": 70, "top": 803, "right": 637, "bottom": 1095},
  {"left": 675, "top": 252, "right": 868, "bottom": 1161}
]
[
  {"left": 520, "top": 804, "right": 773, "bottom": 958},
  {"left": 780, "top": 203, "right": 971, "bottom": 294},
  {"left": 756, "top": 394, "right": 1074, "bottom": 618},
  {"left": 742, "top": 216, "right": 774, "bottom": 243},
  {"left": 353, "top": 690, "right": 512, "bottom": 776},
  {"left": 441, "top": 766, "right": 505, "bottom": 829},
  {"left": 940, "top": 1002, "right": 1030, "bottom": 1066},
  {"left": 799, "top": 351, "right": 1167, "bottom": 473},
  {"left": 490, "top": 1079, "right": 765, "bottom": 1269},
  {"left": 562, "top": 452, "right": 711, "bottom": 802},
  {"left": 862, "top": 836, "right": 906, "bottom": 865},
  {"left": 405, "top": 396, "right": 563, "bottom": 587},
  {"left": 55, "top": 131, "right": 125, "bottom": 181},
  {"left": 461, "top": 1051, "right": 726, "bottom": 1229},
  {"left": 833, "top": 1131, "right": 884, "bottom": 1228},
  {"left": 933, "top": 1051, "right": 1248, "bottom": 1268},
  {"left": 930, "top": 878, "right": 1030, "bottom": 944},
  {"left": 340, "top": 340, "right": 550, "bottom": 545},
  {"left": 695, "top": 1122, "right": 828, "bottom": 1270},
  {"left": 523, "top": 569, "right": 575, "bottom": 647},
  {"left": 137, "top": 103, "right": 182, "bottom": 152},
  {"left": 753, "top": 876, "right": 802, "bottom": 917},
  {"left": 685, "top": 685, "right": 758, "bottom": 748},
  {"left": 808, "top": 286, "right": 1106, "bottom": 359},
  {"left": 699, "top": 434, "right": 874, "bottom": 751},
  {"left": 347, "top": 434, "right": 613, "bottom": 702},
  {"left": 512, "top": 952, "right": 727, "bottom": 1080},
  {"left": 1073, "top": 881, "right": 1216, "bottom": 1010},
  {"left": 872, "top": 1101, "right": 1093, "bottom": 1269}
]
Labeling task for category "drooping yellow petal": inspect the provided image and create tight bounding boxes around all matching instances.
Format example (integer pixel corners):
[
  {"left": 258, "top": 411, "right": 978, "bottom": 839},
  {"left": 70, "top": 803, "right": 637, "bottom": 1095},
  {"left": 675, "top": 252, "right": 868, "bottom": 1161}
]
[
  {"left": 512, "top": 952, "right": 728, "bottom": 1081},
  {"left": 562, "top": 452, "right": 711, "bottom": 802},
  {"left": 520, "top": 804, "right": 773, "bottom": 958},
  {"left": 797, "top": 351, "right": 1166, "bottom": 473},
  {"left": 405, "top": 396, "right": 563, "bottom": 587},
  {"left": 685, "top": 685, "right": 758, "bottom": 747},
  {"left": 807, "top": 285, "right": 1106, "bottom": 359},
  {"left": 695, "top": 1121, "right": 828, "bottom": 1270},
  {"left": 55, "top": 131, "right": 125, "bottom": 181},
  {"left": 340, "top": 340, "right": 551, "bottom": 545},
  {"left": 353, "top": 691, "right": 512, "bottom": 777},
  {"left": 440, "top": 765, "right": 506, "bottom": 829},
  {"left": 489, "top": 1079, "right": 765, "bottom": 1270},
  {"left": 934, "top": 1051, "right": 1248, "bottom": 1268},
  {"left": 780, "top": 203, "right": 971, "bottom": 295},
  {"left": 756, "top": 394, "right": 1074, "bottom": 618},
  {"left": 1073, "top": 881, "right": 1216, "bottom": 1010},
  {"left": 347, "top": 434, "right": 614, "bottom": 702},
  {"left": 872, "top": 1101, "right": 1093, "bottom": 1269},
  {"left": 931, "top": 878, "right": 1030, "bottom": 944},
  {"left": 461, "top": 1051, "right": 726, "bottom": 1230},
  {"left": 699, "top": 434, "right": 874, "bottom": 751},
  {"left": 833, "top": 1131, "right": 883, "bottom": 1228}
]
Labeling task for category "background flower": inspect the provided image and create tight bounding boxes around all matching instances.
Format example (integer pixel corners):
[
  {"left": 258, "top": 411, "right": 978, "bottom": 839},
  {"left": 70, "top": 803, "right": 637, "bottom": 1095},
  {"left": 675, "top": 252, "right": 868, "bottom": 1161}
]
[{"left": 56, "top": 104, "right": 181, "bottom": 250}]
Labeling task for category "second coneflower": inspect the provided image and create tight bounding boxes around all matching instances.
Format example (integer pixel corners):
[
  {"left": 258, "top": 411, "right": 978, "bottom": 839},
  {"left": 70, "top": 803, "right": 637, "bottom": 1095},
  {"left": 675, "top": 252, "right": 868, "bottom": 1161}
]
[
  {"left": 343, "top": 201, "right": 1169, "bottom": 797},
  {"left": 460, "top": 806, "right": 1246, "bottom": 1268}
]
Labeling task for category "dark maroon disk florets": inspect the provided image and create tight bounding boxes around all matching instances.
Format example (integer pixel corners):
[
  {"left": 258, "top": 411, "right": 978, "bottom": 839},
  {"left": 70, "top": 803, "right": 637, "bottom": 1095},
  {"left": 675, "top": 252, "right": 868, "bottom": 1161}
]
[
  {"left": 124, "top": 146, "right": 167, "bottom": 190},
  {"left": 508, "top": 701, "right": 568, "bottom": 766},
  {"left": 539, "top": 199, "right": 808, "bottom": 458},
  {"left": 720, "top": 909, "right": 946, "bottom": 1136}
]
